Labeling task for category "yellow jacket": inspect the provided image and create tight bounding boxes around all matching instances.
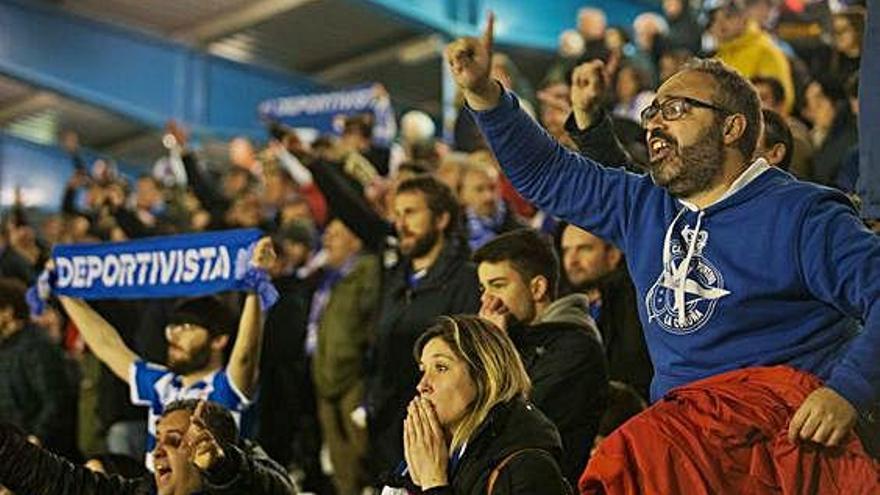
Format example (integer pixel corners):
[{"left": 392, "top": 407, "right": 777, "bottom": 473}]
[{"left": 716, "top": 22, "right": 795, "bottom": 113}]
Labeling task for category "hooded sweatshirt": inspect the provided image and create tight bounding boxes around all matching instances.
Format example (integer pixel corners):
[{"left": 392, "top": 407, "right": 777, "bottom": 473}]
[{"left": 469, "top": 90, "right": 880, "bottom": 413}]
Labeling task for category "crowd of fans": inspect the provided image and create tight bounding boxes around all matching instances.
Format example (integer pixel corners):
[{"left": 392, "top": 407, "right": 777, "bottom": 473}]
[{"left": 0, "top": 0, "right": 873, "bottom": 494}]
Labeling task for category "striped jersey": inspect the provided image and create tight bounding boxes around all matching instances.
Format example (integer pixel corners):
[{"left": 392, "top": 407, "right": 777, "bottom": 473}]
[{"left": 129, "top": 360, "right": 251, "bottom": 470}]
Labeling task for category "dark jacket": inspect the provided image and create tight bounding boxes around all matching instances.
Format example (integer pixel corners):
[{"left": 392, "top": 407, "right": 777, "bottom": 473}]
[
  {"left": 0, "top": 325, "right": 74, "bottom": 454},
  {"left": 812, "top": 105, "right": 859, "bottom": 187},
  {"left": 596, "top": 268, "right": 654, "bottom": 401},
  {"left": 0, "top": 422, "right": 298, "bottom": 495},
  {"left": 389, "top": 399, "right": 571, "bottom": 495},
  {"left": 367, "top": 238, "right": 481, "bottom": 472},
  {"left": 307, "top": 155, "right": 481, "bottom": 474},
  {"left": 508, "top": 294, "right": 608, "bottom": 487}
]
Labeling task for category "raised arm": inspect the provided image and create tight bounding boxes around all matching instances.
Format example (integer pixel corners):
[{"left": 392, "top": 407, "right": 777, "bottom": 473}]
[
  {"left": 0, "top": 422, "right": 140, "bottom": 495},
  {"left": 226, "top": 238, "right": 275, "bottom": 399},
  {"left": 58, "top": 296, "right": 139, "bottom": 383},
  {"left": 307, "top": 157, "right": 392, "bottom": 252},
  {"left": 444, "top": 14, "right": 646, "bottom": 250}
]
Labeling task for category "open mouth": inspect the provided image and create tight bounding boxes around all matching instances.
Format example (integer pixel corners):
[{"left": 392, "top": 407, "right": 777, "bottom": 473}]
[
  {"left": 155, "top": 465, "right": 173, "bottom": 485},
  {"left": 648, "top": 137, "right": 675, "bottom": 163}
]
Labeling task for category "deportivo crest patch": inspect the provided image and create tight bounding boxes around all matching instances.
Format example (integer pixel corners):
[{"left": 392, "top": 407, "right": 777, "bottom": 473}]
[{"left": 646, "top": 225, "right": 730, "bottom": 334}]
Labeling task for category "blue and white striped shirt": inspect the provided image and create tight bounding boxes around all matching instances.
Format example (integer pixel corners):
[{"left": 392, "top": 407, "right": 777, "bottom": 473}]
[{"left": 129, "top": 360, "right": 251, "bottom": 470}]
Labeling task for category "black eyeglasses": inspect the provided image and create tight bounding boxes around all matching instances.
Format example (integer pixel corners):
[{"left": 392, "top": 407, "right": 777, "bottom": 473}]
[{"left": 640, "top": 96, "right": 731, "bottom": 128}]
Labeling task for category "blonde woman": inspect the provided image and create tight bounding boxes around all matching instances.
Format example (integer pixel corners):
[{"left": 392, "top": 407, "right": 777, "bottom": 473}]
[{"left": 383, "top": 315, "right": 571, "bottom": 494}]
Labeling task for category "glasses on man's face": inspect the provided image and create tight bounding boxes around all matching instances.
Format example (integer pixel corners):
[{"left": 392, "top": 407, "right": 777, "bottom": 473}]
[
  {"left": 165, "top": 323, "right": 203, "bottom": 341},
  {"left": 640, "top": 96, "right": 730, "bottom": 128}
]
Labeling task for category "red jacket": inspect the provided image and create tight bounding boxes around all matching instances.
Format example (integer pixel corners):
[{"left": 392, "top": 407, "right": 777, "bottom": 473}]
[{"left": 580, "top": 366, "right": 880, "bottom": 494}]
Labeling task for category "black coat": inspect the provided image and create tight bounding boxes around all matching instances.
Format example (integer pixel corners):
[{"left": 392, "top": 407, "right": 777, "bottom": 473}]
[
  {"left": 367, "top": 238, "right": 481, "bottom": 473},
  {"left": 0, "top": 422, "right": 297, "bottom": 495},
  {"left": 389, "top": 399, "right": 571, "bottom": 495},
  {"left": 508, "top": 300, "right": 608, "bottom": 487},
  {"left": 595, "top": 268, "right": 653, "bottom": 401},
  {"left": 307, "top": 154, "right": 481, "bottom": 474}
]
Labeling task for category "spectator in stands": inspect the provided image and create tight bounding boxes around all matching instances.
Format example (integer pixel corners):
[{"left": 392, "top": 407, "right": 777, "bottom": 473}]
[
  {"left": 341, "top": 114, "right": 390, "bottom": 176},
  {"left": 559, "top": 223, "right": 652, "bottom": 401},
  {"left": 828, "top": 9, "right": 864, "bottom": 82},
  {"left": 632, "top": 12, "right": 667, "bottom": 85},
  {"left": 0, "top": 399, "right": 298, "bottom": 494},
  {"left": 459, "top": 159, "right": 525, "bottom": 250},
  {"left": 384, "top": 315, "right": 570, "bottom": 494},
  {"left": 577, "top": 7, "right": 608, "bottom": 54},
  {"left": 57, "top": 238, "right": 275, "bottom": 468},
  {"left": 0, "top": 278, "right": 75, "bottom": 458},
  {"left": 310, "top": 219, "right": 380, "bottom": 495},
  {"left": 662, "top": 0, "right": 702, "bottom": 54},
  {"left": 657, "top": 48, "right": 693, "bottom": 83},
  {"left": 447, "top": 18, "right": 880, "bottom": 490},
  {"left": 305, "top": 157, "right": 481, "bottom": 480},
  {"left": 803, "top": 76, "right": 858, "bottom": 186},
  {"left": 612, "top": 64, "right": 655, "bottom": 123},
  {"left": 706, "top": 0, "right": 796, "bottom": 113},
  {"left": 751, "top": 76, "right": 815, "bottom": 179},
  {"left": 475, "top": 228, "right": 607, "bottom": 486},
  {"left": 364, "top": 176, "right": 481, "bottom": 478},
  {"left": 758, "top": 108, "right": 794, "bottom": 171},
  {"left": 536, "top": 76, "right": 576, "bottom": 148}
]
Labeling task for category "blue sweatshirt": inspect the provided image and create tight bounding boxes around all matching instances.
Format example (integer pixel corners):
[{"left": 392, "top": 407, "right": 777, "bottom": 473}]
[
  {"left": 470, "top": 92, "right": 880, "bottom": 412},
  {"left": 857, "top": 0, "right": 879, "bottom": 219}
]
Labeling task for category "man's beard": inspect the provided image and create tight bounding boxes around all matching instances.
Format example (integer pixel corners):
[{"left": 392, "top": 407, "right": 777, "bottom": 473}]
[
  {"left": 167, "top": 342, "right": 213, "bottom": 375},
  {"left": 568, "top": 266, "right": 614, "bottom": 293},
  {"left": 400, "top": 227, "right": 441, "bottom": 259},
  {"left": 647, "top": 123, "right": 725, "bottom": 198}
]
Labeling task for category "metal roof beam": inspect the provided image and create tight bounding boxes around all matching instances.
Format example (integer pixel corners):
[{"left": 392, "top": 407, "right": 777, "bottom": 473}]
[{"left": 173, "top": 0, "right": 318, "bottom": 44}]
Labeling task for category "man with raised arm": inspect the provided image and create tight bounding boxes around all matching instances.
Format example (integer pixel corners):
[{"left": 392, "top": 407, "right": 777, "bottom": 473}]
[
  {"left": 58, "top": 238, "right": 276, "bottom": 469},
  {"left": 446, "top": 13, "right": 879, "bottom": 492},
  {"left": 0, "top": 399, "right": 297, "bottom": 494}
]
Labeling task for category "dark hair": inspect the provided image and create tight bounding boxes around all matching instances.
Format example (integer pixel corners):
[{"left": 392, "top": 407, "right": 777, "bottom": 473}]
[
  {"left": 761, "top": 109, "right": 793, "bottom": 171},
  {"left": 87, "top": 453, "right": 148, "bottom": 478},
  {"left": 162, "top": 399, "right": 239, "bottom": 447},
  {"left": 473, "top": 228, "right": 560, "bottom": 300},
  {"left": 682, "top": 58, "right": 763, "bottom": 160},
  {"left": 0, "top": 278, "right": 29, "bottom": 321},
  {"left": 396, "top": 175, "right": 463, "bottom": 241},
  {"left": 343, "top": 114, "right": 374, "bottom": 139},
  {"left": 597, "top": 381, "right": 648, "bottom": 437},
  {"left": 397, "top": 161, "right": 433, "bottom": 177},
  {"left": 751, "top": 76, "right": 786, "bottom": 107},
  {"left": 168, "top": 296, "right": 237, "bottom": 338}
]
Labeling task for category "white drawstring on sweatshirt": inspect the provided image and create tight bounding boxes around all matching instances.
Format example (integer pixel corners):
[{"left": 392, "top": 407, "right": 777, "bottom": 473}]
[{"left": 661, "top": 207, "right": 707, "bottom": 324}]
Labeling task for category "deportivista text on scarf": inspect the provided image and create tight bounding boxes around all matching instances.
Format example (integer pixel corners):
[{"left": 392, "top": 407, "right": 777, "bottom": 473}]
[{"left": 49, "top": 229, "right": 270, "bottom": 300}]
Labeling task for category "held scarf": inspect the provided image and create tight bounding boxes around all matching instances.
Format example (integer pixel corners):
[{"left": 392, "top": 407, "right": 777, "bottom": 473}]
[{"left": 27, "top": 229, "right": 278, "bottom": 314}]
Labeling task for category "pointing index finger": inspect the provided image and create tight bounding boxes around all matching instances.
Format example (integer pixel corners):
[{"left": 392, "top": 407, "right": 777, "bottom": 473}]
[
  {"left": 483, "top": 11, "right": 494, "bottom": 52},
  {"left": 192, "top": 400, "right": 208, "bottom": 428}
]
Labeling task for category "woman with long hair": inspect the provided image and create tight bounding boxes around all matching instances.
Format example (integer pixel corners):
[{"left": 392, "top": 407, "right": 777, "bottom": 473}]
[{"left": 383, "top": 315, "right": 571, "bottom": 494}]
